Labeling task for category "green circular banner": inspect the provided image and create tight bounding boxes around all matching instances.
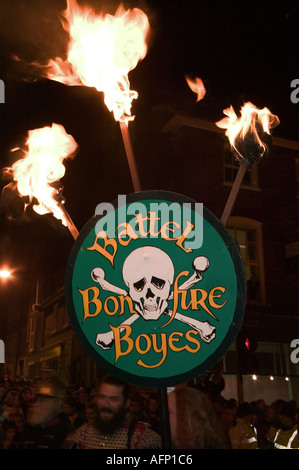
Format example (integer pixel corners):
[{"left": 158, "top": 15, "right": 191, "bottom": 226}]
[{"left": 65, "top": 191, "right": 246, "bottom": 387}]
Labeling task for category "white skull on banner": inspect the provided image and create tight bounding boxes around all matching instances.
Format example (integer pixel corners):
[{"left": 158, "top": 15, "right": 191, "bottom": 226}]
[{"left": 122, "top": 246, "right": 175, "bottom": 320}]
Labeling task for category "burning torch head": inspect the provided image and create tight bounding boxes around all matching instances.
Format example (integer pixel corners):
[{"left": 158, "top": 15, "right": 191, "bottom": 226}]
[
  {"left": 216, "top": 102, "right": 280, "bottom": 168},
  {"left": 233, "top": 122, "right": 272, "bottom": 167}
]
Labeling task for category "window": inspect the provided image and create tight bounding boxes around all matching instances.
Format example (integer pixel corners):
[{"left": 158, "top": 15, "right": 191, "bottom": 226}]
[
  {"left": 227, "top": 217, "right": 265, "bottom": 304},
  {"left": 223, "top": 145, "right": 259, "bottom": 188},
  {"left": 57, "top": 305, "right": 70, "bottom": 330},
  {"left": 28, "top": 311, "right": 44, "bottom": 352},
  {"left": 44, "top": 303, "right": 59, "bottom": 338},
  {"left": 44, "top": 313, "right": 57, "bottom": 338}
]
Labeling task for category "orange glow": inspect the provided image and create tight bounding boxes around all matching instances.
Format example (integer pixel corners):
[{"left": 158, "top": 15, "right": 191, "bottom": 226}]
[
  {"left": 185, "top": 75, "right": 206, "bottom": 102},
  {"left": 4, "top": 124, "right": 77, "bottom": 226},
  {"left": 0, "top": 268, "right": 12, "bottom": 281},
  {"left": 216, "top": 102, "right": 279, "bottom": 163},
  {"left": 46, "top": 0, "right": 150, "bottom": 124}
]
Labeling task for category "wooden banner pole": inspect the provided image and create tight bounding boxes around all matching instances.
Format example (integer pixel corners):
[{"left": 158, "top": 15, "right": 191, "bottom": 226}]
[
  {"left": 119, "top": 122, "right": 142, "bottom": 193},
  {"left": 57, "top": 202, "right": 79, "bottom": 240},
  {"left": 220, "top": 165, "right": 247, "bottom": 226},
  {"left": 157, "top": 387, "right": 172, "bottom": 449}
]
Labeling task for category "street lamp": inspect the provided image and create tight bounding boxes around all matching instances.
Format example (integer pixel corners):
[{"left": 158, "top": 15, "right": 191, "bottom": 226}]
[{"left": 0, "top": 267, "right": 13, "bottom": 282}]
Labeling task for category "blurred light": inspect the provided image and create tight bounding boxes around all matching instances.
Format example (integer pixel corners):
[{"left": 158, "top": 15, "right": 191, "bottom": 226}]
[
  {"left": 285, "top": 376, "right": 290, "bottom": 381},
  {"left": 252, "top": 374, "right": 257, "bottom": 381},
  {"left": 0, "top": 268, "right": 12, "bottom": 281},
  {"left": 270, "top": 376, "right": 274, "bottom": 381}
]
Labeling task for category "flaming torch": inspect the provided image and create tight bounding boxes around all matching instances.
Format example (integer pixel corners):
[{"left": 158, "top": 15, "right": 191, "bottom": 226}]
[
  {"left": 216, "top": 102, "right": 280, "bottom": 226},
  {"left": 3, "top": 123, "right": 79, "bottom": 240},
  {"left": 44, "top": 0, "right": 150, "bottom": 192}
]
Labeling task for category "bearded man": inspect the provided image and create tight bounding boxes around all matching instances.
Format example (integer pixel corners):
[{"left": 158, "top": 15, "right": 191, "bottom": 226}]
[{"left": 72, "top": 374, "right": 161, "bottom": 449}]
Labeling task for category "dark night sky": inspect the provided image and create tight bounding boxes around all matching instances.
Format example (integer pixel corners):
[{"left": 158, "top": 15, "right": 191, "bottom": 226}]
[{"left": 0, "top": 0, "right": 299, "bottom": 285}]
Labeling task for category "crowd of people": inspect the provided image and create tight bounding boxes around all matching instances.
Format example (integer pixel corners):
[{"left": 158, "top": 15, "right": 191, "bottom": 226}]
[
  {"left": 0, "top": 373, "right": 298, "bottom": 449},
  {"left": 0, "top": 375, "right": 162, "bottom": 449}
]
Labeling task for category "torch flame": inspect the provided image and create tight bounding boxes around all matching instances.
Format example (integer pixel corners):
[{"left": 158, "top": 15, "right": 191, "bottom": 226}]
[
  {"left": 216, "top": 102, "right": 280, "bottom": 164},
  {"left": 185, "top": 75, "right": 206, "bottom": 102},
  {"left": 46, "top": 0, "right": 150, "bottom": 124},
  {"left": 4, "top": 124, "right": 77, "bottom": 226}
]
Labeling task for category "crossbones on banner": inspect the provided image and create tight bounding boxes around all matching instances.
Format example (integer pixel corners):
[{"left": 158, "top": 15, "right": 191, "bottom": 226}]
[{"left": 91, "top": 246, "right": 216, "bottom": 350}]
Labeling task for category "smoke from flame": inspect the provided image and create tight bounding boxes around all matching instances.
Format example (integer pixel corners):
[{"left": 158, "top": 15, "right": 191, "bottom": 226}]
[
  {"left": 3, "top": 124, "right": 78, "bottom": 225},
  {"left": 45, "top": 0, "right": 150, "bottom": 124}
]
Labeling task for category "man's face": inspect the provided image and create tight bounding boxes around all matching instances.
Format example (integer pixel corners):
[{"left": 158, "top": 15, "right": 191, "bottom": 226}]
[
  {"left": 129, "top": 401, "right": 141, "bottom": 416},
  {"left": 26, "top": 396, "right": 59, "bottom": 427},
  {"left": 148, "top": 398, "right": 157, "bottom": 413},
  {"left": 93, "top": 383, "right": 129, "bottom": 434},
  {"left": 4, "top": 390, "right": 21, "bottom": 409},
  {"left": 222, "top": 408, "right": 235, "bottom": 425},
  {"left": 278, "top": 414, "right": 293, "bottom": 429},
  {"left": 85, "top": 406, "right": 97, "bottom": 423}
]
